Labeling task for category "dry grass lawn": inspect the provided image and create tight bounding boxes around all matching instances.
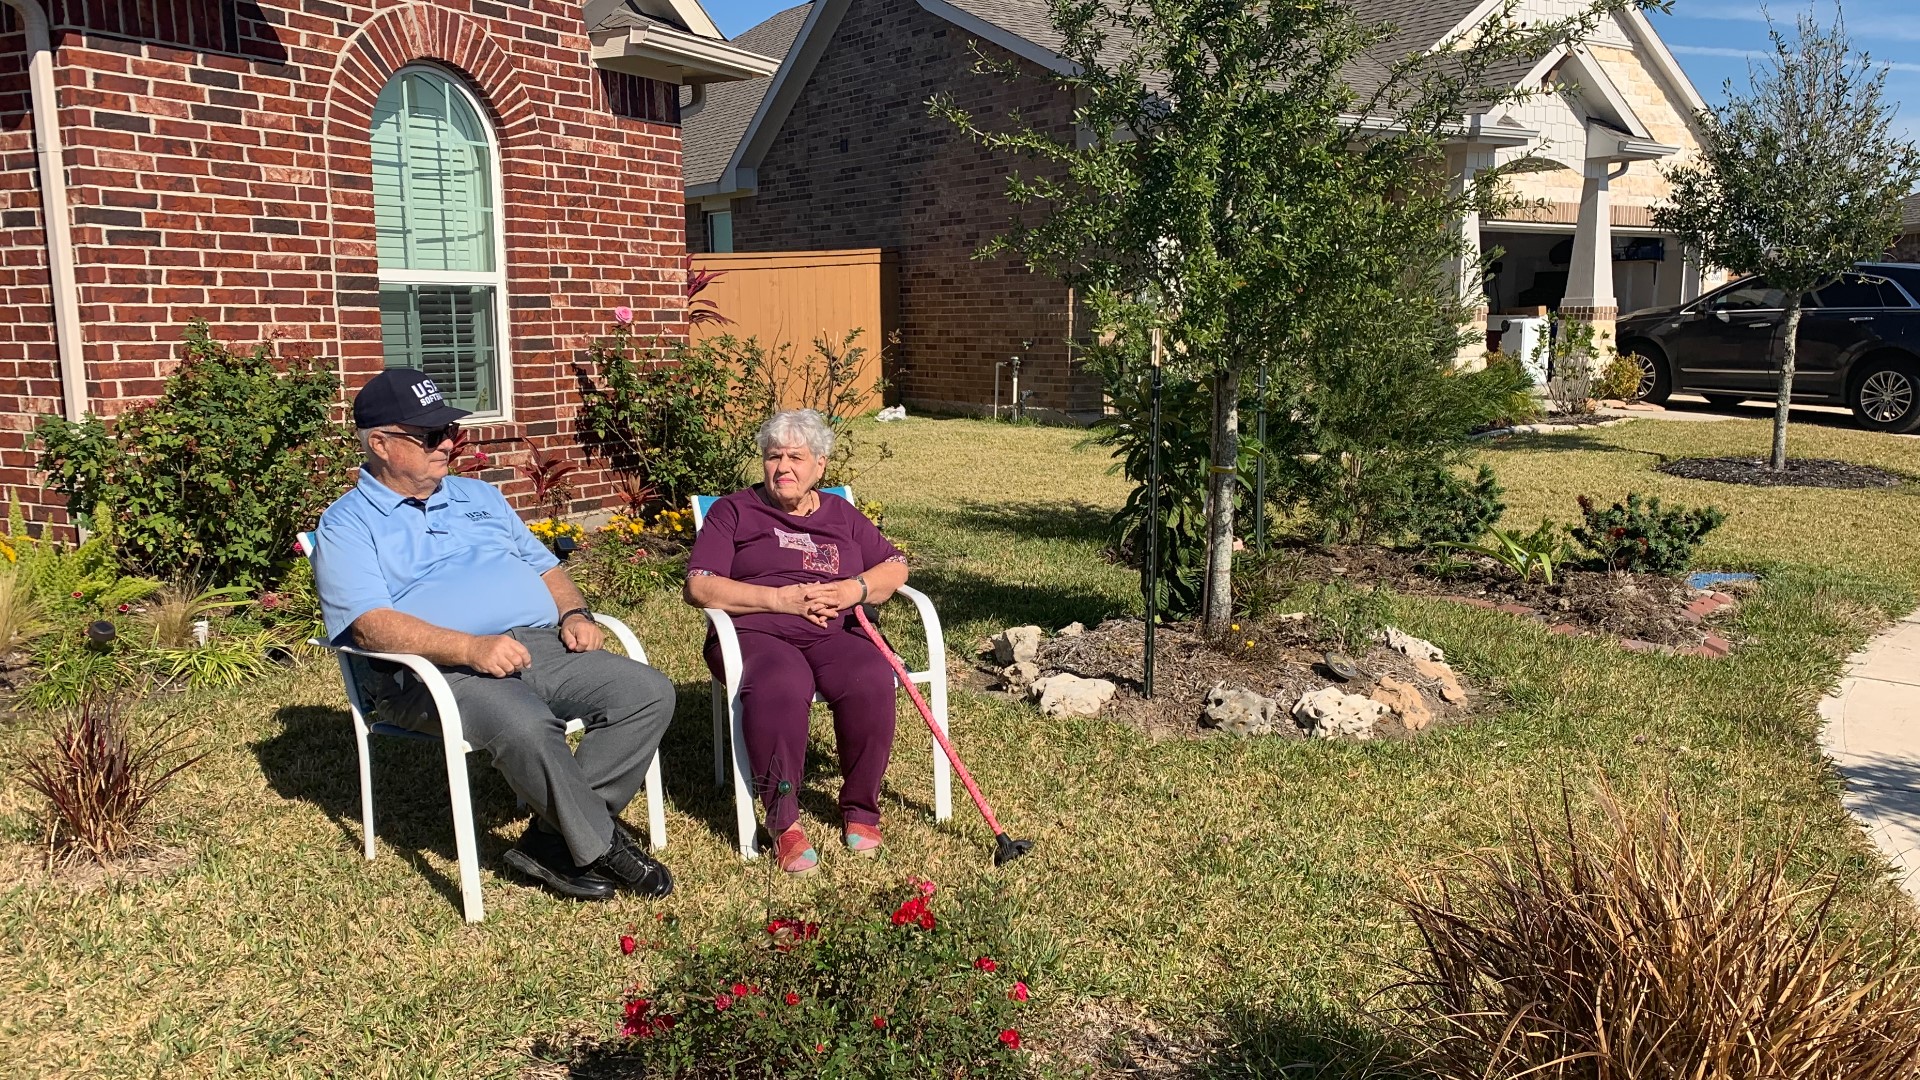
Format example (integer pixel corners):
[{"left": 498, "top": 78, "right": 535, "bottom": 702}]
[{"left": 0, "top": 413, "right": 1916, "bottom": 1077}]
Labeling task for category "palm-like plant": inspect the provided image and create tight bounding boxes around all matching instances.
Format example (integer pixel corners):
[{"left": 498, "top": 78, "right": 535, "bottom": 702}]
[{"left": 686, "top": 253, "right": 731, "bottom": 327}]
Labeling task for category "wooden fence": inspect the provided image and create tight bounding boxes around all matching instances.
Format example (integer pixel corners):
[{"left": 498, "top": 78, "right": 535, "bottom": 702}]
[{"left": 690, "top": 249, "right": 897, "bottom": 415}]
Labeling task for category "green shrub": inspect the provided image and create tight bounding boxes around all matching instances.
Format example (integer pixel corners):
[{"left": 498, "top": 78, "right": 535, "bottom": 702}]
[
  {"left": 1596, "top": 351, "right": 1646, "bottom": 402},
  {"left": 608, "top": 879, "right": 1040, "bottom": 1077},
  {"left": 34, "top": 322, "right": 358, "bottom": 589},
  {"left": 1307, "top": 578, "right": 1392, "bottom": 652},
  {"left": 1397, "top": 464, "right": 1505, "bottom": 549},
  {"left": 1284, "top": 328, "right": 1534, "bottom": 544},
  {"left": 576, "top": 323, "right": 775, "bottom": 508},
  {"left": 1569, "top": 492, "right": 1727, "bottom": 574},
  {"left": 737, "top": 328, "right": 892, "bottom": 489}
]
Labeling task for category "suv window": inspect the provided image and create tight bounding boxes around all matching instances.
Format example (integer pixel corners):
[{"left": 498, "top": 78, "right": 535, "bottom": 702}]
[
  {"left": 1711, "top": 281, "right": 1786, "bottom": 310},
  {"left": 1813, "top": 274, "right": 1905, "bottom": 308}
]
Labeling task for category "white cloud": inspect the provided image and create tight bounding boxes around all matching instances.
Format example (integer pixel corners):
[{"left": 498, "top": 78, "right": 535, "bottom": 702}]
[{"left": 1669, "top": 43, "right": 1920, "bottom": 74}]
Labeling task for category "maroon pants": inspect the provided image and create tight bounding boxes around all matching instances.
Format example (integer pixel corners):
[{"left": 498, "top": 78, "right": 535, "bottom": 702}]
[{"left": 706, "top": 621, "right": 898, "bottom": 832}]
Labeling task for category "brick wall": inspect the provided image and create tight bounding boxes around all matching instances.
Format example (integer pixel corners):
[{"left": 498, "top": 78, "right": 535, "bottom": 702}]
[
  {"left": 1890, "top": 232, "right": 1920, "bottom": 263},
  {"left": 0, "top": 0, "right": 689, "bottom": 533},
  {"left": 714, "top": 0, "right": 1102, "bottom": 417}
]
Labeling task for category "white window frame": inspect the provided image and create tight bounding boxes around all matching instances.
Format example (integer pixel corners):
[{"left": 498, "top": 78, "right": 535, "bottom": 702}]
[{"left": 374, "top": 64, "right": 514, "bottom": 423}]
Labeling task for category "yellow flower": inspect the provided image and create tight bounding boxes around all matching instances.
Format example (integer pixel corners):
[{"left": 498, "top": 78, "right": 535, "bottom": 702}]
[
  {"left": 1244, "top": 640, "right": 1255, "bottom": 648},
  {"left": 1230, "top": 623, "right": 1239, "bottom": 631}
]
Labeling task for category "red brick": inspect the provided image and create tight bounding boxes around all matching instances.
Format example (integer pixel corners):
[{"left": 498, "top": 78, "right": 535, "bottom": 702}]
[{"left": 0, "top": 0, "right": 689, "bottom": 531}]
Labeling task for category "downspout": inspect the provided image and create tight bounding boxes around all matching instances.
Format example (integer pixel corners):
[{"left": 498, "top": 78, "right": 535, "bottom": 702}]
[{"left": 6, "top": 0, "right": 84, "bottom": 420}]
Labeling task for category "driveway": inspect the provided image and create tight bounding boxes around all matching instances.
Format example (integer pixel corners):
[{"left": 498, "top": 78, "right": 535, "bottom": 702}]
[{"left": 1636, "top": 394, "right": 1919, "bottom": 437}]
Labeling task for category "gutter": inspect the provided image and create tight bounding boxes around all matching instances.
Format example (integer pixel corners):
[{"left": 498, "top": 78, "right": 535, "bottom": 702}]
[{"left": 5, "top": 0, "right": 83, "bottom": 420}]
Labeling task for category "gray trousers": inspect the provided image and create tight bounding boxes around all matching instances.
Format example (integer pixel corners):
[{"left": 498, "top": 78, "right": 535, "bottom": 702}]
[{"left": 372, "top": 626, "right": 675, "bottom": 867}]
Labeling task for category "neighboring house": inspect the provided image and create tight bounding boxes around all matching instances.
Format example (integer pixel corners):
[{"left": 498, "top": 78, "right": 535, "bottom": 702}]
[
  {"left": 1890, "top": 193, "right": 1920, "bottom": 263},
  {"left": 683, "top": 0, "right": 1714, "bottom": 417},
  {"left": 0, "top": 0, "right": 776, "bottom": 531}
]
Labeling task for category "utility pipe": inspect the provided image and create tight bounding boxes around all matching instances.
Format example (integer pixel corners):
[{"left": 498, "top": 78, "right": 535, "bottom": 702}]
[{"left": 6, "top": 0, "right": 84, "bottom": 420}]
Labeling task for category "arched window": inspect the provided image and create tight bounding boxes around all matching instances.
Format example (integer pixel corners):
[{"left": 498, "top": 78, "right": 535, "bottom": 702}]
[{"left": 370, "top": 67, "right": 508, "bottom": 416}]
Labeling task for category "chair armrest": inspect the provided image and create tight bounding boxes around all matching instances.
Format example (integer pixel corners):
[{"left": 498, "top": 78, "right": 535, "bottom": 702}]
[
  {"left": 593, "top": 613, "right": 648, "bottom": 665},
  {"left": 700, "top": 608, "right": 744, "bottom": 692},
  {"left": 892, "top": 584, "right": 947, "bottom": 677},
  {"left": 312, "top": 640, "right": 466, "bottom": 750}
]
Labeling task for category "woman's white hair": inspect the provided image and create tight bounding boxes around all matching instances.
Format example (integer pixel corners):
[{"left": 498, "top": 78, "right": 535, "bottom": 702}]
[{"left": 756, "top": 409, "right": 834, "bottom": 458}]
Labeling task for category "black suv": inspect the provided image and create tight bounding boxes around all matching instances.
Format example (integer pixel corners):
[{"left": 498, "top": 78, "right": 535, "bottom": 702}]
[{"left": 1616, "top": 262, "right": 1920, "bottom": 432}]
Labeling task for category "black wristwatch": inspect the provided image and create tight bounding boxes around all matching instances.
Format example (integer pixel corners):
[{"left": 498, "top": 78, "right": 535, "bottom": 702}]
[{"left": 558, "top": 606, "right": 594, "bottom": 627}]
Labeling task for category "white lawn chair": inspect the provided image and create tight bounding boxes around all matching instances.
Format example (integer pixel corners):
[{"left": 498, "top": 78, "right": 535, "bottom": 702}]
[
  {"left": 690, "top": 487, "right": 951, "bottom": 859},
  {"left": 295, "top": 531, "right": 666, "bottom": 924}
]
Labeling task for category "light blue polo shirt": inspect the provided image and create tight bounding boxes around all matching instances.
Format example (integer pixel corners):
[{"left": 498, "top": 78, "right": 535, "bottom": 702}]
[{"left": 313, "top": 470, "right": 561, "bottom": 644}]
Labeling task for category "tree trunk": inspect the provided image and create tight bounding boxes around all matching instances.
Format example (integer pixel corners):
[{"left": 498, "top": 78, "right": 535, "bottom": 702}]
[
  {"left": 1201, "top": 364, "right": 1241, "bottom": 638},
  {"left": 1771, "top": 299, "right": 1802, "bottom": 470}
]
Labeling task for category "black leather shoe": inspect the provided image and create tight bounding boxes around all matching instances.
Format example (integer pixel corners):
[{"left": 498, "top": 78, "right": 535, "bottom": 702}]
[
  {"left": 593, "top": 825, "right": 675, "bottom": 898},
  {"left": 502, "top": 824, "right": 616, "bottom": 901}
]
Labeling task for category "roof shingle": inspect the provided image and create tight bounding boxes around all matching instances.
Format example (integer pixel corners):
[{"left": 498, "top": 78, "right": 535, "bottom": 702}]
[{"left": 681, "top": 2, "right": 814, "bottom": 190}]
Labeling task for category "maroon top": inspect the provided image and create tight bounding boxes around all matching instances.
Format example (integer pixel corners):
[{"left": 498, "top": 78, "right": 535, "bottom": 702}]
[{"left": 688, "top": 486, "right": 906, "bottom": 637}]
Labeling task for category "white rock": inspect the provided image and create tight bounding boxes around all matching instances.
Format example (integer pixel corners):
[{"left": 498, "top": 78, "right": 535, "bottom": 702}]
[
  {"left": 999, "top": 660, "right": 1040, "bottom": 693},
  {"left": 1381, "top": 627, "right": 1445, "bottom": 663},
  {"left": 875, "top": 405, "right": 908, "bottom": 422},
  {"left": 993, "top": 625, "right": 1042, "bottom": 666},
  {"left": 1292, "top": 685, "right": 1389, "bottom": 740},
  {"left": 1030, "top": 673, "right": 1117, "bottom": 718},
  {"left": 1058, "top": 622, "right": 1085, "bottom": 637},
  {"left": 1202, "top": 682, "right": 1283, "bottom": 736}
]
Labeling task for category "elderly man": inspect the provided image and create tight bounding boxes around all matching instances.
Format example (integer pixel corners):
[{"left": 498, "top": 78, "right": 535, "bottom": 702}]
[{"left": 312, "top": 368, "right": 675, "bottom": 902}]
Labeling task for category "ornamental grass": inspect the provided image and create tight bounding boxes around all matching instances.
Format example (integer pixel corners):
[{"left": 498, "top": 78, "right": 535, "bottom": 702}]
[
  {"left": 1395, "top": 786, "right": 1920, "bottom": 1079},
  {"left": 18, "top": 694, "right": 207, "bottom": 863}
]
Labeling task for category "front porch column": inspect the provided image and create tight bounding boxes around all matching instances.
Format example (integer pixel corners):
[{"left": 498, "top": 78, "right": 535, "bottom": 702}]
[
  {"left": 1449, "top": 149, "right": 1494, "bottom": 368},
  {"left": 1562, "top": 160, "right": 1623, "bottom": 351}
]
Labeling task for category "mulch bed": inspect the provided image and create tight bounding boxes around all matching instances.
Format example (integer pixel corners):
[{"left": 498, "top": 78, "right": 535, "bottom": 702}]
[
  {"left": 1657, "top": 457, "right": 1907, "bottom": 490},
  {"left": 968, "top": 617, "right": 1477, "bottom": 742},
  {"left": 1284, "top": 545, "right": 1715, "bottom": 647}
]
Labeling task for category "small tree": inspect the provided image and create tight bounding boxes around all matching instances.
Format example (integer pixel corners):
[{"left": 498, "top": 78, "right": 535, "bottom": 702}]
[
  {"left": 938, "top": 0, "right": 1652, "bottom": 635},
  {"left": 1654, "top": 7, "right": 1920, "bottom": 468}
]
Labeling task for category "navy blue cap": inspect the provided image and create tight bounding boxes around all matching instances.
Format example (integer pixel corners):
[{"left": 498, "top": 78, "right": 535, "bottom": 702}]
[{"left": 352, "top": 368, "right": 472, "bottom": 430}]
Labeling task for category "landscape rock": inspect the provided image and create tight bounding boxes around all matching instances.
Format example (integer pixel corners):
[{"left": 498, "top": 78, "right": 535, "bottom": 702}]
[
  {"left": 1201, "top": 683, "right": 1284, "bottom": 737},
  {"left": 1292, "top": 686, "right": 1389, "bottom": 740},
  {"left": 999, "top": 661, "right": 1041, "bottom": 693},
  {"left": 1381, "top": 627, "right": 1444, "bottom": 663},
  {"left": 1368, "top": 675, "right": 1433, "bottom": 732},
  {"left": 1058, "top": 622, "right": 1086, "bottom": 637},
  {"left": 993, "top": 625, "right": 1043, "bottom": 666},
  {"left": 1030, "top": 673, "right": 1117, "bottom": 718},
  {"left": 1412, "top": 657, "right": 1468, "bottom": 704}
]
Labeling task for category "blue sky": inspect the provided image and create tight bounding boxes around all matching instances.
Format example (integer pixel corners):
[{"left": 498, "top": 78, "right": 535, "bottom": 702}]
[{"left": 697, "top": 0, "right": 1919, "bottom": 141}]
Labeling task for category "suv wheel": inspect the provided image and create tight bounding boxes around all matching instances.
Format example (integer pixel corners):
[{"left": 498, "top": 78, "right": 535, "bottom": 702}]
[
  {"left": 1851, "top": 359, "right": 1920, "bottom": 433},
  {"left": 1625, "top": 346, "right": 1671, "bottom": 404}
]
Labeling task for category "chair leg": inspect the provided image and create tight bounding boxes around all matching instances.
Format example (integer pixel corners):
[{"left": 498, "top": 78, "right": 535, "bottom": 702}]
[
  {"left": 339, "top": 657, "right": 379, "bottom": 861},
  {"left": 644, "top": 752, "right": 667, "bottom": 851},
  {"left": 711, "top": 680, "right": 727, "bottom": 789},
  {"left": 441, "top": 735, "right": 486, "bottom": 924},
  {"left": 930, "top": 674, "right": 953, "bottom": 824},
  {"left": 730, "top": 694, "right": 758, "bottom": 860}
]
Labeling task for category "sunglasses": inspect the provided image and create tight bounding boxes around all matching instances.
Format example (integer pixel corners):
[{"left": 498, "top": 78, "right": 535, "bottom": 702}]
[{"left": 379, "top": 425, "right": 459, "bottom": 449}]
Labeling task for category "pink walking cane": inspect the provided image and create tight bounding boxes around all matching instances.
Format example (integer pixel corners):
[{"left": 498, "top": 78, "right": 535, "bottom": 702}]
[{"left": 852, "top": 605, "right": 1033, "bottom": 867}]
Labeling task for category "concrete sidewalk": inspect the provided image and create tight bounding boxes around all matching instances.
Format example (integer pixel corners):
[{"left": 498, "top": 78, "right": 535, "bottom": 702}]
[{"left": 1818, "top": 608, "right": 1920, "bottom": 901}]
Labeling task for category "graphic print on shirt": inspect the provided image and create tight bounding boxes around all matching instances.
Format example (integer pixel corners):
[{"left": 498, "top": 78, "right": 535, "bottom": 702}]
[{"left": 775, "top": 528, "right": 840, "bottom": 575}]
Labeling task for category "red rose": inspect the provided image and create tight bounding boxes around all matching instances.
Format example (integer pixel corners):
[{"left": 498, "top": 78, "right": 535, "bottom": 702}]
[
  {"left": 624, "top": 999, "right": 650, "bottom": 1019},
  {"left": 1010, "top": 981, "right": 1029, "bottom": 1002},
  {"left": 619, "top": 935, "right": 637, "bottom": 955},
  {"left": 731, "top": 982, "right": 749, "bottom": 997},
  {"left": 871, "top": 1016, "right": 887, "bottom": 1030},
  {"left": 917, "top": 910, "right": 935, "bottom": 930},
  {"left": 974, "top": 957, "right": 998, "bottom": 972},
  {"left": 999, "top": 1029, "right": 1022, "bottom": 1050},
  {"left": 891, "top": 911, "right": 909, "bottom": 926},
  {"left": 784, "top": 992, "right": 800, "bottom": 1006},
  {"left": 714, "top": 992, "right": 734, "bottom": 1011}
]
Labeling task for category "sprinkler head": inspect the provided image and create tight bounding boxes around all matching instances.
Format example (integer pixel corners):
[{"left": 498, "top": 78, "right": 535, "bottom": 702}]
[
  {"left": 992, "top": 833, "right": 1034, "bottom": 867},
  {"left": 1320, "top": 651, "right": 1361, "bottom": 682}
]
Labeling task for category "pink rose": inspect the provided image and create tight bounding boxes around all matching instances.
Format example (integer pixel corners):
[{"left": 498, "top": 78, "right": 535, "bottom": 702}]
[{"left": 613, "top": 305, "right": 634, "bottom": 326}]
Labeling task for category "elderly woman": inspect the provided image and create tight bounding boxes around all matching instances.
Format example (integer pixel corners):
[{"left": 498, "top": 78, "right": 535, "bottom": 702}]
[{"left": 685, "top": 409, "right": 909, "bottom": 873}]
